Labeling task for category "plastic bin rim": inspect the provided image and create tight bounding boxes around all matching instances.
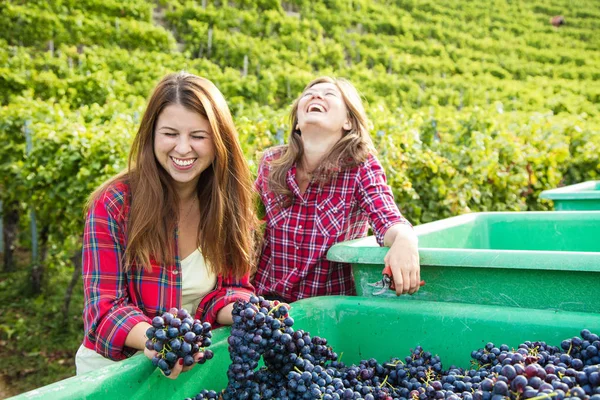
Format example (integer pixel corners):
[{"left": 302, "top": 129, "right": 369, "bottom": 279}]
[
  {"left": 540, "top": 180, "right": 600, "bottom": 200},
  {"left": 326, "top": 211, "right": 600, "bottom": 272},
  {"left": 328, "top": 244, "right": 600, "bottom": 272}
]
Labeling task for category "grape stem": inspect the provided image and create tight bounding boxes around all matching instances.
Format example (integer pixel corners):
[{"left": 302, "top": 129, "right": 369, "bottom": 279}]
[
  {"left": 379, "top": 374, "right": 389, "bottom": 388},
  {"left": 527, "top": 392, "right": 558, "bottom": 400}
]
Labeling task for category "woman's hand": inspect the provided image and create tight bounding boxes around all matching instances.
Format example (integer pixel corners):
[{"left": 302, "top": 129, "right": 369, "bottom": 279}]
[
  {"left": 133, "top": 320, "right": 203, "bottom": 379},
  {"left": 383, "top": 224, "right": 421, "bottom": 295},
  {"left": 144, "top": 347, "right": 206, "bottom": 379}
]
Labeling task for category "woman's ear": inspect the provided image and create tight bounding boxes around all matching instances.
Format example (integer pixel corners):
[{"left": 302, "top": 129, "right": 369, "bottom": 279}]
[{"left": 343, "top": 119, "right": 352, "bottom": 132}]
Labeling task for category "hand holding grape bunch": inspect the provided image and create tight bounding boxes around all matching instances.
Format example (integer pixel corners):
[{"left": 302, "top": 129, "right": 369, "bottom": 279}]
[{"left": 144, "top": 308, "right": 214, "bottom": 379}]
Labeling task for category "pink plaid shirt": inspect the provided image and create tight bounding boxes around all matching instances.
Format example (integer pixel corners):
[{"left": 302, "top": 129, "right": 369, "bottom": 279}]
[
  {"left": 82, "top": 181, "right": 254, "bottom": 361},
  {"left": 254, "top": 148, "right": 410, "bottom": 302}
]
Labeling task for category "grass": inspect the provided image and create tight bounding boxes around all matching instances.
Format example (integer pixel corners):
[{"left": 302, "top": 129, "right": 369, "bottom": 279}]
[{"left": 0, "top": 260, "right": 84, "bottom": 397}]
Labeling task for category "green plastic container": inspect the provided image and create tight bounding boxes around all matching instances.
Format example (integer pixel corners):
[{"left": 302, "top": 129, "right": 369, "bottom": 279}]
[
  {"left": 10, "top": 297, "right": 600, "bottom": 400},
  {"left": 540, "top": 181, "right": 600, "bottom": 211},
  {"left": 327, "top": 211, "right": 600, "bottom": 313}
]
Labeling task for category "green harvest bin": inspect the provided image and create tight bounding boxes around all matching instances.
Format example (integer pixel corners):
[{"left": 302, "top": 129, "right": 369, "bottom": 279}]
[
  {"left": 10, "top": 296, "right": 600, "bottom": 400},
  {"left": 540, "top": 180, "right": 600, "bottom": 210},
  {"left": 327, "top": 211, "right": 600, "bottom": 313}
]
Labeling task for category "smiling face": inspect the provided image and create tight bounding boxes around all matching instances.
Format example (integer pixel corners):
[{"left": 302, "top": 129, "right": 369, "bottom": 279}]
[
  {"left": 296, "top": 82, "right": 352, "bottom": 138},
  {"left": 153, "top": 103, "right": 216, "bottom": 190}
]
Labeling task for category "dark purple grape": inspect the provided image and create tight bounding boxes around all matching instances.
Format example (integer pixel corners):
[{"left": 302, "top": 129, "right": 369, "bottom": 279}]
[
  {"left": 180, "top": 322, "right": 191, "bottom": 334},
  {"left": 157, "top": 358, "right": 169, "bottom": 371},
  {"left": 590, "top": 372, "right": 600, "bottom": 386},
  {"left": 152, "top": 316, "right": 164, "bottom": 328},
  {"left": 511, "top": 375, "right": 528, "bottom": 392},
  {"left": 162, "top": 312, "right": 173, "bottom": 325},
  {"left": 184, "top": 355, "right": 194, "bottom": 366},
  {"left": 181, "top": 342, "right": 192, "bottom": 354},
  {"left": 170, "top": 318, "right": 181, "bottom": 328},
  {"left": 146, "top": 327, "right": 156, "bottom": 339},
  {"left": 184, "top": 331, "right": 196, "bottom": 343},
  {"left": 165, "top": 351, "right": 177, "bottom": 363},
  {"left": 525, "top": 364, "right": 538, "bottom": 378},
  {"left": 167, "top": 327, "right": 179, "bottom": 338},
  {"left": 169, "top": 338, "right": 182, "bottom": 351},
  {"left": 501, "top": 365, "right": 516, "bottom": 380},
  {"left": 155, "top": 329, "right": 167, "bottom": 341}
]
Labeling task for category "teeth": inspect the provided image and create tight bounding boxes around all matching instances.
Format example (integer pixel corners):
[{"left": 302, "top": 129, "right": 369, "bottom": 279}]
[
  {"left": 308, "top": 103, "right": 325, "bottom": 113},
  {"left": 172, "top": 157, "right": 195, "bottom": 167}
]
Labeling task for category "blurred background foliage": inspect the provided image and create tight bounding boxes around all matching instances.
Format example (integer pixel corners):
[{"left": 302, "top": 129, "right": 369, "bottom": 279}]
[{"left": 0, "top": 0, "right": 599, "bottom": 395}]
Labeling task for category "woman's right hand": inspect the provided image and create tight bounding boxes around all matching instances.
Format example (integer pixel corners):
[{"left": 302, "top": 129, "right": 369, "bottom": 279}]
[{"left": 144, "top": 347, "right": 206, "bottom": 379}]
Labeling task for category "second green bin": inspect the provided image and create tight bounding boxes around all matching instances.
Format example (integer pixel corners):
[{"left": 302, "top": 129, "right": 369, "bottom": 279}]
[
  {"left": 540, "top": 180, "right": 600, "bottom": 211},
  {"left": 327, "top": 211, "right": 600, "bottom": 314}
]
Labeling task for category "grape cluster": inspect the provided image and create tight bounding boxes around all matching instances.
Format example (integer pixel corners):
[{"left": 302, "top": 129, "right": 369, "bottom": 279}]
[
  {"left": 145, "top": 307, "right": 213, "bottom": 376},
  {"left": 186, "top": 299, "right": 600, "bottom": 400},
  {"left": 220, "top": 296, "right": 338, "bottom": 399}
]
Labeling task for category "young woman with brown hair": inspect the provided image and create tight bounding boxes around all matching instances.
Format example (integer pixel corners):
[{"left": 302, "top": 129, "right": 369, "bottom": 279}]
[
  {"left": 75, "top": 72, "right": 257, "bottom": 379},
  {"left": 254, "top": 76, "right": 420, "bottom": 302}
]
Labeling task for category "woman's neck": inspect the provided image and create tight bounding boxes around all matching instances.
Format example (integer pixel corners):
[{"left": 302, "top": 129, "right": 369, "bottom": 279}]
[
  {"left": 299, "top": 128, "right": 342, "bottom": 173},
  {"left": 173, "top": 178, "right": 199, "bottom": 204}
]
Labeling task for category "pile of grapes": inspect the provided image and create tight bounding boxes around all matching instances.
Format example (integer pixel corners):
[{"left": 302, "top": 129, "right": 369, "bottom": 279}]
[
  {"left": 187, "top": 297, "right": 600, "bottom": 400},
  {"left": 145, "top": 307, "right": 214, "bottom": 376}
]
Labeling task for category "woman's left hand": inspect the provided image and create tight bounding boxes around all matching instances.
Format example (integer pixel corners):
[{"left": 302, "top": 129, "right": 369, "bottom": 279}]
[
  {"left": 145, "top": 347, "right": 206, "bottom": 379},
  {"left": 383, "top": 225, "right": 421, "bottom": 295}
]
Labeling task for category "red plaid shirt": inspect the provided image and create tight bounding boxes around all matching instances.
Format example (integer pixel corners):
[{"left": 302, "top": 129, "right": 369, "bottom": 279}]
[
  {"left": 81, "top": 181, "right": 254, "bottom": 361},
  {"left": 254, "top": 148, "right": 410, "bottom": 302}
]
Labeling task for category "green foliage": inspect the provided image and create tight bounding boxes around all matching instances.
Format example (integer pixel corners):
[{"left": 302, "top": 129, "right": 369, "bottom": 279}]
[
  {"left": 1, "top": 0, "right": 600, "bottom": 395},
  {"left": 0, "top": 266, "right": 84, "bottom": 395},
  {"left": 0, "top": 3, "right": 175, "bottom": 51}
]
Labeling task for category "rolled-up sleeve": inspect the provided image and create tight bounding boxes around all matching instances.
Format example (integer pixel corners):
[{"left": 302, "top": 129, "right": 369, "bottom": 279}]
[
  {"left": 82, "top": 190, "right": 150, "bottom": 361},
  {"left": 196, "top": 274, "right": 255, "bottom": 328},
  {"left": 356, "top": 155, "right": 412, "bottom": 246}
]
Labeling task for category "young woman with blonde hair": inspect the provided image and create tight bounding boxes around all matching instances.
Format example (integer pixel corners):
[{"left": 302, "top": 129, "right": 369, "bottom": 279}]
[
  {"left": 254, "top": 76, "right": 420, "bottom": 302},
  {"left": 76, "top": 72, "right": 256, "bottom": 379}
]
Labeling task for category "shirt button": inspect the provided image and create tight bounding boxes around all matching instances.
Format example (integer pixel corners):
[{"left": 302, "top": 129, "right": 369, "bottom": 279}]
[
  {"left": 172, "top": 270, "right": 179, "bottom": 275},
  {"left": 298, "top": 225, "right": 303, "bottom": 230}
]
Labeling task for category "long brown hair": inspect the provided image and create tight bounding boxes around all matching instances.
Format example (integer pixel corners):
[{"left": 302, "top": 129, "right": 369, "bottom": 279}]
[
  {"left": 88, "top": 72, "right": 256, "bottom": 278},
  {"left": 268, "top": 77, "right": 376, "bottom": 202}
]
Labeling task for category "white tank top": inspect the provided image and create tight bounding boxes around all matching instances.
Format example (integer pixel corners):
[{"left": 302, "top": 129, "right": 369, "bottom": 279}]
[{"left": 180, "top": 248, "right": 217, "bottom": 314}]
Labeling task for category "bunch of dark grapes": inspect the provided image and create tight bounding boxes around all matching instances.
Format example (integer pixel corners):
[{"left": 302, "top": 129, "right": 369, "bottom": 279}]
[
  {"left": 186, "top": 301, "right": 600, "bottom": 400},
  {"left": 384, "top": 346, "right": 444, "bottom": 392},
  {"left": 145, "top": 307, "right": 213, "bottom": 376},
  {"left": 560, "top": 329, "right": 600, "bottom": 367},
  {"left": 466, "top": 330, "right": 600, "bottom": 400}
]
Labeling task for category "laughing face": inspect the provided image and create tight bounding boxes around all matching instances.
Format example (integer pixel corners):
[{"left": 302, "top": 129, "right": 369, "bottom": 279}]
[
  {"left": 153, "top": 104, "right": 216, "bottom": 189},
  {"left": 296, "top": 82, "right": 352, "bottom": 137}
]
